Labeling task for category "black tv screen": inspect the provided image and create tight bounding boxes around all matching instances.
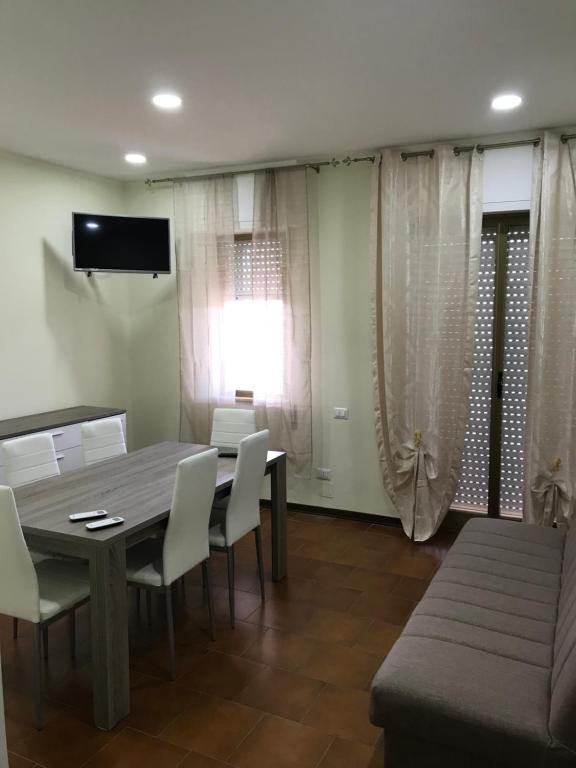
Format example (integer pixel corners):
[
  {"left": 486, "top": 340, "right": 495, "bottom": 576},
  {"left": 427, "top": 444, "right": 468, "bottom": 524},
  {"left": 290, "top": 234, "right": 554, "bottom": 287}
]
[{"left": 73, "top": 213, "right": 170, "bottom": 274}]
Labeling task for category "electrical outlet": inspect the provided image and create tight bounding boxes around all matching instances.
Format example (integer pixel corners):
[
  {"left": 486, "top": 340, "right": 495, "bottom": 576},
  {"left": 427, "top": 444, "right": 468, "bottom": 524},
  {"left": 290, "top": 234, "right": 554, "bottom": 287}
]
[
  {"left": 334, "top": 407, "right": 349, "bottom": 420},
  {"left": 316, "top": 467, "right": 332, "bottom": 481},
  {"left": 321, "top": 481, "right": 334, "bottom": 498}
]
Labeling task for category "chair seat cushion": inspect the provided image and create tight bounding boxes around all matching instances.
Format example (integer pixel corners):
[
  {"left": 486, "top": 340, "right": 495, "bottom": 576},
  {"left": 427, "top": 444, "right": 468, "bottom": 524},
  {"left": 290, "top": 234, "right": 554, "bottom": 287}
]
[
  {"left": 370, "top": 518, "right": 566, "bottom": 767},
  {"left": 126, "top": 539, "right": 164, "bottom": 587},
  {"left": 36, "top": 558, "right": 90, "bottom": 622}
]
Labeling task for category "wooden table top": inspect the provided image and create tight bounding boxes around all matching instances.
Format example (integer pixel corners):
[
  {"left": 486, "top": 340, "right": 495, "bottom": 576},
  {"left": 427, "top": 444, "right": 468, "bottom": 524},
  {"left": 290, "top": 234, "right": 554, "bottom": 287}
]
[{"left": 13, "top": 441, "right": 284, "bottom": 548}]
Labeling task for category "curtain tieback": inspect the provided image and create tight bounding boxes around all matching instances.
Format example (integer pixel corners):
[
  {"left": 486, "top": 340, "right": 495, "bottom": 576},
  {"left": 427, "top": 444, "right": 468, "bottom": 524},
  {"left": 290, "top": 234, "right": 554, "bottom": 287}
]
[
  {"left": 395, "top": 433, "right": 438, "bottom": 489},
  {"left": 530, "top": 465, "right": 571, "bottom": 526}
]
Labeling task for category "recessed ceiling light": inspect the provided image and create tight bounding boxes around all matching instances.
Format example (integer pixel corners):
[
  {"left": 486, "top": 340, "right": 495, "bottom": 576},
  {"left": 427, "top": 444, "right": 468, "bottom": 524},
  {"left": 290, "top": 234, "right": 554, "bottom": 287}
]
[
  {"left": 124, "top": 152, "right": 147, "bottom": 165},
  {"left": 491, "top": 93, "right": 522, "bottom": 111},
  {"left": 152, "top": 93, "right": 182, "bottom": 110}
]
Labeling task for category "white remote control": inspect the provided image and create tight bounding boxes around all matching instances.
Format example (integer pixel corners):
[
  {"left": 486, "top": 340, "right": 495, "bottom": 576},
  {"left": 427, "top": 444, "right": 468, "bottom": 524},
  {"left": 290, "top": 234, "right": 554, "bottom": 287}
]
[
  {"left": 69, "top": 510, "right": 107, "bottom": 522},
  {"left": 86, "top": 516, "right": 124, "bottom": 531}
]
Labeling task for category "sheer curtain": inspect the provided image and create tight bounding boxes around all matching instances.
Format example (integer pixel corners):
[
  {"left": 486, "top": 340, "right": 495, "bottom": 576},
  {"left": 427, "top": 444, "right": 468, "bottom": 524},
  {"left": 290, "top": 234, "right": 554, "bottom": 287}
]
[
  {"left": 524, "top": 132, "right": 576, "bottom": 527},
  {"left": 252, "top": 168, "right": 312, "bottom": 478},
  {"left": 371, "top": 145, "right": 483, "bottom": 541},
  {"left": 174, "top": 168, "right": 312, "bottom": 477},
  {"left": 174, "top": 176, "right": 235, "bottom": 444}
]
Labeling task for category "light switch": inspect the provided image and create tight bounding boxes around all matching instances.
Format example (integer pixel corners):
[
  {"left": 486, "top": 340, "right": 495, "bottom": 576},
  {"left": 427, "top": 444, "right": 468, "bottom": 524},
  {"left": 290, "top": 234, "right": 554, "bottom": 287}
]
[{"left": 334, "top": 407, "right": 349, "bottom": 420}]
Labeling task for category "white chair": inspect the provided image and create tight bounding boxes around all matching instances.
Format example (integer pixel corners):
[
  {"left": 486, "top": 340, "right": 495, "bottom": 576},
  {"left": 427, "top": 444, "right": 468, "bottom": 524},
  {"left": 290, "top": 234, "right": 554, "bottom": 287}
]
[
  {"left": 209, "top": 429, "right": 269, "bottom": 627},
  {"left": 125, "top": 448, "right": 219, "bottom": 679},
  {"left": 2, "top": 433, "right": 62, "bottom": 639},
  {"left": 2, "top": 433, "right": 60, "bottom": 488},
  {"left": 81, "top": 416, "right": 126, "bottom": 466},
  {"left": 210, "top": 408, "right": 257, "bottom": 455},
  {"left": 0, "top": 486, "right": 90, "bottom": 729}
]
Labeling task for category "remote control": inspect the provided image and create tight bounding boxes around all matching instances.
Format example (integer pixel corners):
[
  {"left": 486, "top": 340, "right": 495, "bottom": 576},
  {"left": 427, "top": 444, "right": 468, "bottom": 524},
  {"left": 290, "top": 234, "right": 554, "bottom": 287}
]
[
  {"left": 69, "top": 510, "right": 108, "bottom": 522},
  {"left": 86, "top": 516, "right": 124, "bottom": 531}
]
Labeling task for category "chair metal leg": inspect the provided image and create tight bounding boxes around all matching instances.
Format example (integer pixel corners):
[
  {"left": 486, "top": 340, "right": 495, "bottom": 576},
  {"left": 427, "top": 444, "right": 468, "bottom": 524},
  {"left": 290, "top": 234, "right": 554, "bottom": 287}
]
[
  {"left": 32, "top": 624, "right": 44, "bottom": 730},
  {"left": 69, "top": 610, "right": 76, "bottom": 662},
  {"left": 226, "top": 545, "right": 236, "bottom": 629},
  {"left": 13, "top": 618, "right": 18, "bottom": 640},
  {"left": 201, "top": 566, "right": 208, "bottom": 606},
  {"left": 146, "top": 591, "right": 152, "bottom": 627},
  {"left": 202, "top": 560, "right": 216, "bottom": 641},
  {"left": 42, "top": 625, "right": 48, "bottom": 661},
  {"left": 135, "top": 588, "right": 141, "bottom": 619},
  {"left": 165, "top": 585, "right": 176, "bottom": 680},
  {"left": 254, "top": 526, "right": 266, "bottom": 602}
]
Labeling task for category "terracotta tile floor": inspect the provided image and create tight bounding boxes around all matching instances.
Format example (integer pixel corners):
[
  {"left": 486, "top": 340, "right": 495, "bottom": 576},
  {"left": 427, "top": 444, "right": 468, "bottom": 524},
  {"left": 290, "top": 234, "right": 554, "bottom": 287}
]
[{"left": 2, "top": 509, "right": 455, "bottom": 768}]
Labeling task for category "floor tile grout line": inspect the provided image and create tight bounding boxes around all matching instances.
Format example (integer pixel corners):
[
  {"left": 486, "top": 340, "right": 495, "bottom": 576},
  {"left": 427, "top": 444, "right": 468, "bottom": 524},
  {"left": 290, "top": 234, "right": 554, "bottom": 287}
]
[
  {"left": 298, "top": 681, "right": 327, "bottom": 725},
  {"left": 312, "top": 735, "right": 337, "bottom": 768},
  {"left": 223, "top": 710, "right": 266, "bottom": 763},
  {"left": 117, "top": 725, "right": 196, "bottom": 768},
  {"left": 75, "top": 724, "right": 126, "bottom": 768}
]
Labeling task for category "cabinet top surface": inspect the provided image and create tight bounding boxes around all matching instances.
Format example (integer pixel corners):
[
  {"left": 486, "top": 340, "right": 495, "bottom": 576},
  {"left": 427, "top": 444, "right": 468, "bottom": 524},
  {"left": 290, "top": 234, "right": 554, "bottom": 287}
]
[{"left": 0, "top": 406, "right": 126, "bottom": 441}]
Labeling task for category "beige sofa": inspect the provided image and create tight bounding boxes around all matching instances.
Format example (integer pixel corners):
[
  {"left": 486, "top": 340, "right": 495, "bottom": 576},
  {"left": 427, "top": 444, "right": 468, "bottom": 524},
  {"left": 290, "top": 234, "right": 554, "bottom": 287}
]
[{"left": 370, "top": 518, "right": 576, "bottom": 767}]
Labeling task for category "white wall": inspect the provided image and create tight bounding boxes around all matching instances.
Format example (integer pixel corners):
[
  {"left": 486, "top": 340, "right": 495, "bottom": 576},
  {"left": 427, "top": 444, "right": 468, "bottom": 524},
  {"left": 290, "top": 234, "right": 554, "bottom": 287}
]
[
  {"left": 0, "top": 141, "right": 536, "bottom": 519},
  {"left": 0, "top": 150, "right": 132, "bottom": 426},
  {"left": 123, "top": 167, "right": 397, "bottom": 516},
  {"left": 124, "top": 183, "right": 180, "bottom": 449},
  {"left": 122, "top": 145, "right": 535, "bottom": 517}
]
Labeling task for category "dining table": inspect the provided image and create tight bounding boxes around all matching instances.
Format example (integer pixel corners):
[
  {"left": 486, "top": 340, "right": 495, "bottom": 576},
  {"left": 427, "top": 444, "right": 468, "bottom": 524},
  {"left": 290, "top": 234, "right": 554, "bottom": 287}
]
[{"left": 13, "top": 441, "right": 287, "bottom": 730}]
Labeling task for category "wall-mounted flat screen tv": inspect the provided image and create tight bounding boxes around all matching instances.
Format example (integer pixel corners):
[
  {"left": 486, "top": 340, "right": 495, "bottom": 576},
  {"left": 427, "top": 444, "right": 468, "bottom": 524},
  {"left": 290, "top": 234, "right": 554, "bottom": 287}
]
[{"left": 73, "top": 213, "right": 170, "bottom": 274}]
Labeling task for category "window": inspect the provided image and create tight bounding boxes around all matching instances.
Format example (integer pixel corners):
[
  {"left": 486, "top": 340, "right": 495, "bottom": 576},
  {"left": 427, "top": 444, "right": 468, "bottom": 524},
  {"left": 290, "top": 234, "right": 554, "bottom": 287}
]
[
  {"left": 454, "top": 213, "right": 530, "bottom": 517},
  {"left": 215, "top": 232, "right": 285, "bottom": 401}
]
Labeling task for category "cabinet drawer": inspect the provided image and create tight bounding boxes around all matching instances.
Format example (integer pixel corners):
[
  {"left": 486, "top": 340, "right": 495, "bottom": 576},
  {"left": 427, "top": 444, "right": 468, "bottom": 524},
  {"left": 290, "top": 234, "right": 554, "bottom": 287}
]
[
  {"left": 48, "top": 423, "right": 82, "bottom": 452},
  {"left": 55, "top": 446, "right": 83, "bottom": 474}
]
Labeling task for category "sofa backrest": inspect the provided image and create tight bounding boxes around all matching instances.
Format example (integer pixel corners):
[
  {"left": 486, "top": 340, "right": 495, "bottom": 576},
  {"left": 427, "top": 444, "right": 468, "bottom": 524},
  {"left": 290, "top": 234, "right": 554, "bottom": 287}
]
[{"left": 550, "top": 524, "right": 576, "bottom": 754}]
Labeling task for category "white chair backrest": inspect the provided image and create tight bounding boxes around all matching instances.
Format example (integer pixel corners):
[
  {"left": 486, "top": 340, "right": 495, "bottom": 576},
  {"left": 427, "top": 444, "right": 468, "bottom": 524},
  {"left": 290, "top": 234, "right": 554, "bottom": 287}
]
[
  {"left": 2, "top": 433, "right": 60, "bottom": 488},
  {"left": 0, "top": 486, "right": 40, "bottom": 622},
  {"left": 225, "top": 430, "right": 269, "bottom": 545},
  {"left": 210, "top": 408, "right": 257, "bottom": 452},
  {"left": 81, "top": 417, "right": 126, "bottom": 466},
  {"left": 162, "top": 449, "right": 218, "bottom": 585}
]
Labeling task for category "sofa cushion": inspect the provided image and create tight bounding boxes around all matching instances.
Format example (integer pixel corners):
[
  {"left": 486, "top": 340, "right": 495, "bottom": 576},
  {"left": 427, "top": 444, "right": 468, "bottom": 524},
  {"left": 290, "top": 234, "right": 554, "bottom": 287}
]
[
  {"left": 370, "top": 518, "right": 567, "bottom": 766},
  {"left": 371, "top": 635, "right": 552, "bottom": 766}
]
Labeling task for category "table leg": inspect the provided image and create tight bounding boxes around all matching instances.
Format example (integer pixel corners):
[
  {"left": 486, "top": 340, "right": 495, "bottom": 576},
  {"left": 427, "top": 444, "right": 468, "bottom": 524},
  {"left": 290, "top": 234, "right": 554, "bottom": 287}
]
[
  {"left": 270, "top": 454, "right": 287, "bottom": 581},
  {"left": 89, "top": 542, "right": 129, "bottom": 730}
]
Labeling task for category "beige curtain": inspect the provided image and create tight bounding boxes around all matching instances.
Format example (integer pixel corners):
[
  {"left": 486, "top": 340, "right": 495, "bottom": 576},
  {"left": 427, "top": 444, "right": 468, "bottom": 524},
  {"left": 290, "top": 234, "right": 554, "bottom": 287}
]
[
  {"left": 174, "top": 168, "right": 312, "bottom": 477},
  {"left": 524, "top": 132, "right": 576, "bottom": 527},
  {"left": 174, "top": 176, "right": 236, "bottom": 443},
  {"left": 252, "top": 168, "right": 312, "bottom": 478},
  {"left": 371, "top": 145, "right": 483, "bottom": 541}
]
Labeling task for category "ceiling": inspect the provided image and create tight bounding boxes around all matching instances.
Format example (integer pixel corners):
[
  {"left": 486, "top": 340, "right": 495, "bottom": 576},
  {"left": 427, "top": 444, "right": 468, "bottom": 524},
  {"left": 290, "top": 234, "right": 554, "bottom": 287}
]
[{"left": 1, "top": 0, "right": 575, "bottom": 179}]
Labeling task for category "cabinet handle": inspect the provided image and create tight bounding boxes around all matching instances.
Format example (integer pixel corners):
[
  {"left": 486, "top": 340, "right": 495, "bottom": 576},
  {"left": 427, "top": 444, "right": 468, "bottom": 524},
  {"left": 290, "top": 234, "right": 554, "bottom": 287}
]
[
  {"left": 56, "top": 454, "right": 65, "bottom": 461},
  {"left": 52, "top": 431, "right": 65, "bottom": 438}
]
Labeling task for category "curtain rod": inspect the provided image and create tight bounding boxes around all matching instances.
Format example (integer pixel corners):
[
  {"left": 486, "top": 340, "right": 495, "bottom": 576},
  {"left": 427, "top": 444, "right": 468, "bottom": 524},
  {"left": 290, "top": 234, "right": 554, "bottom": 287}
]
[
  {"left": 402, "top": 137, "right": 541, "bottom": 161},
  {"left": 145, "top": 154, "right": 376, "bottom": 186},
  {"left": 145, "top": 135, "right": 548, "bottom": 184},
  {"left": 452, "top": 137, "right": 541, "bottom": 156},
  {"left": 561, "top": 133, "right": 576, "bottom": 144}
]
